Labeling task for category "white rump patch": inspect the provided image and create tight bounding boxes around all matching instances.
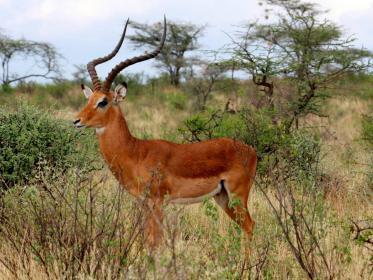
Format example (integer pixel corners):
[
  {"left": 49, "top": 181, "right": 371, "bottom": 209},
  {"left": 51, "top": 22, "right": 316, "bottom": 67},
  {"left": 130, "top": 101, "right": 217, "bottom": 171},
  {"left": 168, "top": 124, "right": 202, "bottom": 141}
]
[{"left": 169, "top": 182, "right": 222, "bottom": 205}]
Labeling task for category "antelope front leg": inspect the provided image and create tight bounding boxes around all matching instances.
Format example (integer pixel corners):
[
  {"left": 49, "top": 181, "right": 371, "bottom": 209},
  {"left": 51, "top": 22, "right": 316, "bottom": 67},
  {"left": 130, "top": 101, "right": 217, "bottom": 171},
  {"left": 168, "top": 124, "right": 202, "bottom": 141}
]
[{"left": 144, "top": 198, "right": 164, "bottom": 249}]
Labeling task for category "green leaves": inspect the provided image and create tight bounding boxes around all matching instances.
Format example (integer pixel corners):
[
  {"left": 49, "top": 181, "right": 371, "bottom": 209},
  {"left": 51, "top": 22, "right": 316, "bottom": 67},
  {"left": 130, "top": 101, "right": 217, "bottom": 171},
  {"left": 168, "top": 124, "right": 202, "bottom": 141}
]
[
  {"left": 0, "top": 103, "right": 95, "bottom": 190},
  {"left": 179, "top": 106, "right": 321, "bottom": 181},
  {"left": 128, "top": 20, "right": 204, "bottom": 86},
  {"left": 232, "top": 0, "right": 372, "bottom": 129}
]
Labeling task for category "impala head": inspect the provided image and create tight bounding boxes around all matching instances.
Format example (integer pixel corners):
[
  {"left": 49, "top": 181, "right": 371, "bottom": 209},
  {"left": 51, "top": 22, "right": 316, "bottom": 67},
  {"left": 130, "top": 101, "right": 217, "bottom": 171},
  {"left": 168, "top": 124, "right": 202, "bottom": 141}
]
[{"left": 74, "top": 17, "right": 167, "bottom": 129}]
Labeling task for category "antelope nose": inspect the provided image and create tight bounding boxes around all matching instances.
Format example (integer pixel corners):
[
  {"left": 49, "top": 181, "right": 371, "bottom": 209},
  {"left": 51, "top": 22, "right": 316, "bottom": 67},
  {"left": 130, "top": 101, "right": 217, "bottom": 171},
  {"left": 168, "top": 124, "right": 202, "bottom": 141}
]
[{"left": 73, "top": 119, "right": 80, "bottom": 125}]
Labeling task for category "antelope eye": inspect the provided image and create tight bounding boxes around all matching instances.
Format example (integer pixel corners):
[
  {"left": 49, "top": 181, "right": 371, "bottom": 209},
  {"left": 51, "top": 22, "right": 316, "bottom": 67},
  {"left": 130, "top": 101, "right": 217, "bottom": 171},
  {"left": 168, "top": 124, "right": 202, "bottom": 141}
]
[{"left": 97, "top": 98, "right": 108, "bottom": 108}]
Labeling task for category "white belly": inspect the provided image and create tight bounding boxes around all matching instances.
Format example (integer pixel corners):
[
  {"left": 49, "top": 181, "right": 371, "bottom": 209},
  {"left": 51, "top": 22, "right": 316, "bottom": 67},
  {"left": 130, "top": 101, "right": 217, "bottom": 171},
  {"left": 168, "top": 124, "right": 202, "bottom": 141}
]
[{"left": 168, "top": 183, "right": 222, "bottom": 205}]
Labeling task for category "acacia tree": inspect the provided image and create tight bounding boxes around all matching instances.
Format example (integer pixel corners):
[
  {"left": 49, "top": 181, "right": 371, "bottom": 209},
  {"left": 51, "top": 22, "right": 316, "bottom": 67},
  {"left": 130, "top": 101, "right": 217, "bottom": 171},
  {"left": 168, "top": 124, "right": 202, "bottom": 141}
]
[
  {"left": 225, "top": 1, "right": 372, "bottom": 277},
  {"left": 231, "top": 0, "right": 372, "bottom": 130},
  {"left": 72, "top": 64, "right": 89, "bottom": 84},
  {"left": 129, "top": 20, "right": 204, "bottom": 86},
  {"left": 0, "top": 33, "right": 61, "bottom": 88},
  {"left": 187, "top": 60, "right": 227, "bottom": 111}
]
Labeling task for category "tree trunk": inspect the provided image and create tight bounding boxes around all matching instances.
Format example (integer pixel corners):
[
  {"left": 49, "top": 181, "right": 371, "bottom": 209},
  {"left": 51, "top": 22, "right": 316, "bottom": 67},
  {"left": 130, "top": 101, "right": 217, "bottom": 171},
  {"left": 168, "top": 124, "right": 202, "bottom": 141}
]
[{"left": 174, "top": 68, "right": 180, "bottom": 86}]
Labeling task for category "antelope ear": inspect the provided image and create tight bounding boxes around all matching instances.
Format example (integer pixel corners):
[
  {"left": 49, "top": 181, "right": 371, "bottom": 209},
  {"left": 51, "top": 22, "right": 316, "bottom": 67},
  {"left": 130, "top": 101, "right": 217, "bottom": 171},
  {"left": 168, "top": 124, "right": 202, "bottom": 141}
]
[
  {"left": 81, "top": 84, "right": 93, "bottom": 98},
  {"left": 114, "top": 82, "right": 127, "bottom": 102}
]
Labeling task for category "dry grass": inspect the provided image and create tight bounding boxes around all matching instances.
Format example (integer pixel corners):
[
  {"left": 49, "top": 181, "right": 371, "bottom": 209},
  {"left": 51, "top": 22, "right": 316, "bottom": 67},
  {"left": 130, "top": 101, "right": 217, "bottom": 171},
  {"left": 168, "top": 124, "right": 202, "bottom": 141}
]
[{"left": 0, "top": 83, "right": 372, "bottom": 279}]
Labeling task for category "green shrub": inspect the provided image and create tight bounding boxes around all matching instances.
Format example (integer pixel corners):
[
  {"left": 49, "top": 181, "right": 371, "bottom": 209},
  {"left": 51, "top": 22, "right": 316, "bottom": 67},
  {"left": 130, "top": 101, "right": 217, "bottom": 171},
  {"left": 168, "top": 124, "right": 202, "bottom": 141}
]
[
  {"left": 11, "top": 81, "right": 87, "bottom": 110},
  {"left": 114, "top": 72, "right": 145, "bottom": 96},
  {"left": 0, "top": 103, "right": 95, "bottom": 190},
  {"left": 178, "top": 107, "right": 321, "bottom": 177},
  {"left": 177, "top": 109, "right": 225, "bottom": 142},
  {"left": 165, "top": 91, "right": 187, "bottom": 110},
  {"left": 31, "top": 82, "right": 84, "bottom": 109}
]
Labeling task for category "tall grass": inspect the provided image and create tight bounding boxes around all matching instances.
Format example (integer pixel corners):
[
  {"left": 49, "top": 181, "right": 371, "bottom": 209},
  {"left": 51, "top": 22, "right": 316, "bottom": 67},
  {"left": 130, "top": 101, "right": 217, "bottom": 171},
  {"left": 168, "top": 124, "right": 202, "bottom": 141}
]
[{"left": 0, "top": 76, "right": 372, "bottom": 279}]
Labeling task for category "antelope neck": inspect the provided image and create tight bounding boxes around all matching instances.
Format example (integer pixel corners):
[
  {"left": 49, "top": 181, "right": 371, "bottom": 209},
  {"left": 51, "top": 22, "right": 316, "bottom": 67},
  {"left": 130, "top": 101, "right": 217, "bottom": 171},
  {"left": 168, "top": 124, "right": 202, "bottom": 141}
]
[{"left": 97, "top": 105, "right": 137, "bottom": 157}]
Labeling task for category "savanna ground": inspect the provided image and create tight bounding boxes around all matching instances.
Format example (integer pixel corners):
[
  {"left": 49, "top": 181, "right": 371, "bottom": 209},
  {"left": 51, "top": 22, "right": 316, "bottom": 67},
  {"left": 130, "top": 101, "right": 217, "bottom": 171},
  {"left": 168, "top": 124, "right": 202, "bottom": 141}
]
[{"left": 0, "top": 74, "right": 372, "bottom": 279}]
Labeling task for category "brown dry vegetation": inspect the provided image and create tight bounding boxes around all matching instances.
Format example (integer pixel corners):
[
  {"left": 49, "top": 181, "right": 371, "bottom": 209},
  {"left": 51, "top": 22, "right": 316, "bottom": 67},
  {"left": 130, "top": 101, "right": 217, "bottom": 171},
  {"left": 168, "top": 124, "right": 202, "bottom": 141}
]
[{"left": 0, "top": 77, "right": 372, "bottom": 279}]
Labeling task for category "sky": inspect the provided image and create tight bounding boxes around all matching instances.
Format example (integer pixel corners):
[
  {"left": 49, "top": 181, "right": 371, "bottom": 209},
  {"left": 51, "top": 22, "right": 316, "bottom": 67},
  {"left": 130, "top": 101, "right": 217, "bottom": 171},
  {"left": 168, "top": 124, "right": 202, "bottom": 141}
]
[{"left": 0, "top": 0, "right": 372, "bottom": 81}]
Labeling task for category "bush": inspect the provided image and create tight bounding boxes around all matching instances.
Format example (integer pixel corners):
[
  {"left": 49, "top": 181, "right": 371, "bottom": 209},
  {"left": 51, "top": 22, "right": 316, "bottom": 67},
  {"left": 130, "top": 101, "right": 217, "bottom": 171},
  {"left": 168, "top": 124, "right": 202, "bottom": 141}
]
[
  {"left": 165, "top": 91, "right": 187, "bottom": 110},
  {"left": 178, "top": 108, "right": 321, "bottom": 177},
  {"left": 0, "top": 174, "right": 147, "bottom": 278},
  {"left": 178, "top": 108, "right": 351, "bottom": 278},
  {"left": 114, "top": 72, "right": 145, "bottom": 96},
  {"left": 0, "top": 103, "right": 95, "bottom": 190}
]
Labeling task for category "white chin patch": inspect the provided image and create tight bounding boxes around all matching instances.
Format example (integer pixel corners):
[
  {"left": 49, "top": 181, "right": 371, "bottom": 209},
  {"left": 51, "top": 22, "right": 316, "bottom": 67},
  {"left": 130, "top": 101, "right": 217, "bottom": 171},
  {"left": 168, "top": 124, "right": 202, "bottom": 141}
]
[{"left": 95, "top": 127, "right": 106, "bottom": 135}]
